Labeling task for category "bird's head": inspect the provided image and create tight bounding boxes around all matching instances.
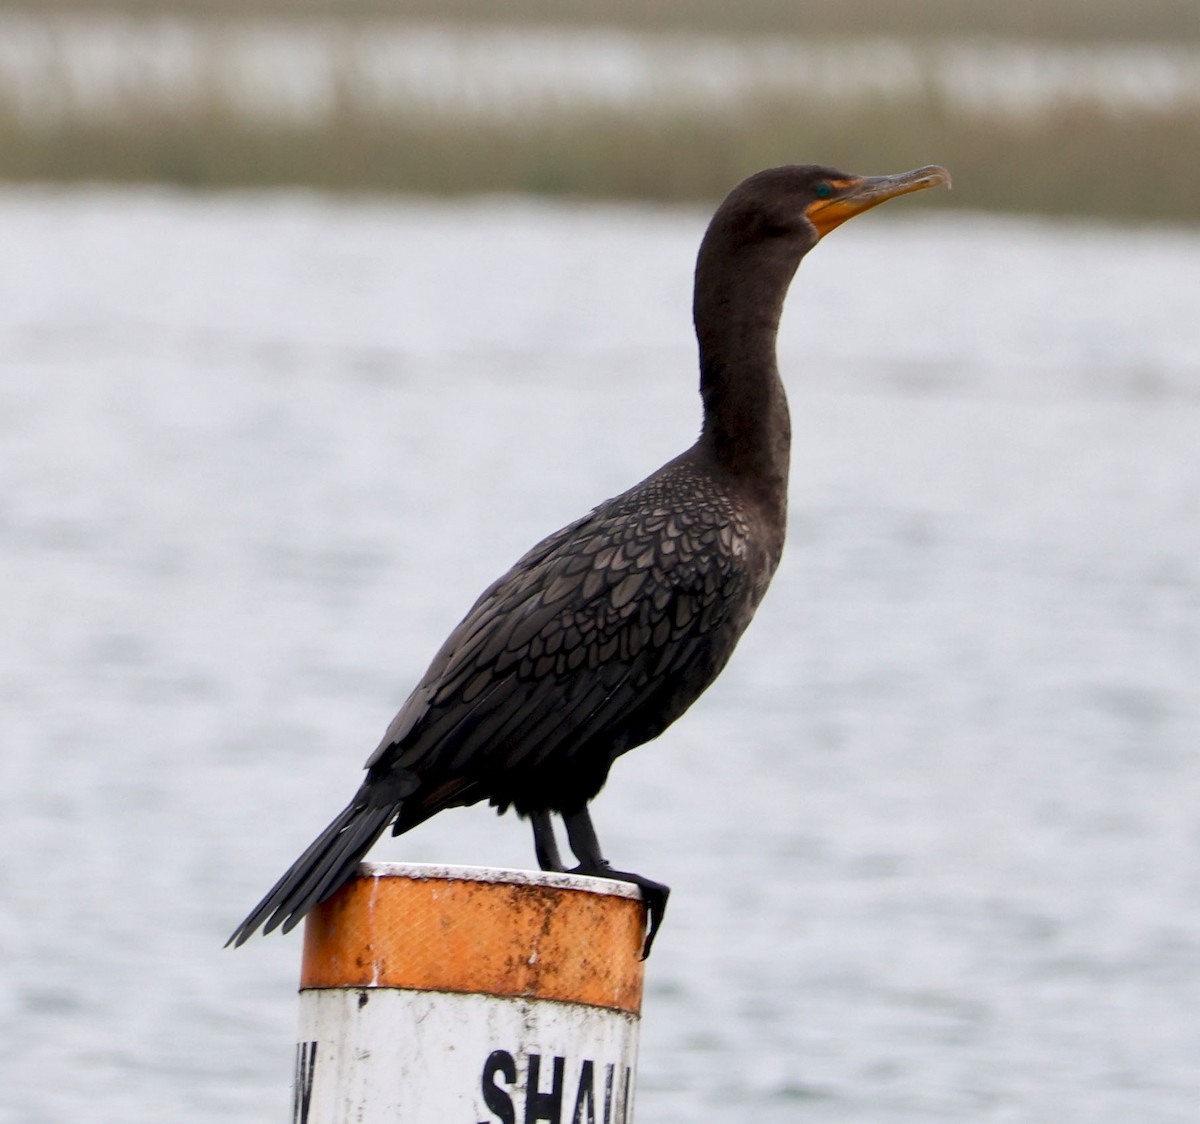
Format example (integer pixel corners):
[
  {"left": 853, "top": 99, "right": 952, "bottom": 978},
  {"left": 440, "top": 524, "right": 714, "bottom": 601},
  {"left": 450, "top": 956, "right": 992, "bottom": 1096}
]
[
  {"left": 693, "top": 162, "right": 952, "bottom": 335},
  {"left": 704, "top": 163, "right": 952, "bottom": 261}
]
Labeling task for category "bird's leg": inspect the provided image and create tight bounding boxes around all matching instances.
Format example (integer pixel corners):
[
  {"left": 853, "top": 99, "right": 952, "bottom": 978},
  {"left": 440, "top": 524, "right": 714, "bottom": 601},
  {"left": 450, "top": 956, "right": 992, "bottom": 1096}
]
[
  {"left": 531, "top": 810, "right": 565, "bottom": 872},
  {"left": 561, "top": 806, "right": 670, "bottom": 959}
]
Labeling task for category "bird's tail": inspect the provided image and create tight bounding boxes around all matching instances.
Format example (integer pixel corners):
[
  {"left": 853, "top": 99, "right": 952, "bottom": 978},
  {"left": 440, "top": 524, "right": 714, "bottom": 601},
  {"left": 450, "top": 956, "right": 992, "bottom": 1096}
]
[{"left": 226, "top": 795, "right": 397, "bottom": 947}]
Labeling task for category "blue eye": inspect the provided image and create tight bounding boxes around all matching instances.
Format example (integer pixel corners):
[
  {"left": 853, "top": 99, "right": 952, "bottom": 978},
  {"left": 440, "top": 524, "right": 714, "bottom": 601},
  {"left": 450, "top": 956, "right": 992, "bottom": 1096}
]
[{"left": 814, "top": 182, "right": 833, "bottom": 199}]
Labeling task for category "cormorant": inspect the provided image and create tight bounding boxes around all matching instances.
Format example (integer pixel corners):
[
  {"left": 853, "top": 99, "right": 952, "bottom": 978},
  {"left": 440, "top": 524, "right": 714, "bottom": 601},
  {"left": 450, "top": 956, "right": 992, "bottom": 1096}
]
[{"left": 229, "top": 163, "right": 951, "bottom": 955}]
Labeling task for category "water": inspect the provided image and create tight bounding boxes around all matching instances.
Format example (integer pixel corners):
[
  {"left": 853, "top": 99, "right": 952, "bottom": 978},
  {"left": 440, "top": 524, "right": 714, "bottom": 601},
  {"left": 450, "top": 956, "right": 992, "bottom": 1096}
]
[{"left": 0, "top": 186, "right": 1198, "bottom": 1122}]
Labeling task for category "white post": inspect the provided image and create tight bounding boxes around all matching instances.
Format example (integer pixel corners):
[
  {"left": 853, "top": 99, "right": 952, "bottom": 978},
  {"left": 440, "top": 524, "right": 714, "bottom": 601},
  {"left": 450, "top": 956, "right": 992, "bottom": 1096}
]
[{"left": 292, "top": 862, "right": 645, "bottom": 1123}]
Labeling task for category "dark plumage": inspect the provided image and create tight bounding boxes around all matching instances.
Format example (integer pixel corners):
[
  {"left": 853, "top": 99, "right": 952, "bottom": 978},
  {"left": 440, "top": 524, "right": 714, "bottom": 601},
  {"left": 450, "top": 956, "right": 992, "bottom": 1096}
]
[{"left": 229, "top": 163, "right": 950, "bottom": 954}]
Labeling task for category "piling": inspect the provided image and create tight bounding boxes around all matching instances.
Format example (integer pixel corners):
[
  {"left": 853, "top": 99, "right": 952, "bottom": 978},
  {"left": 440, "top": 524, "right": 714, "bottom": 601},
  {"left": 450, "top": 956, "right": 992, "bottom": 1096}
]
[{"left": 292, "top": 862, "right": 646, "bottom": 1123}]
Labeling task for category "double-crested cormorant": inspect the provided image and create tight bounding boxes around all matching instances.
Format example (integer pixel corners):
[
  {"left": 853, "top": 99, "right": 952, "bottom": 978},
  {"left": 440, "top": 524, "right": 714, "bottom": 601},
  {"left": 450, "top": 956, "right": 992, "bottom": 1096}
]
[{"left": 229, "top": 164, "right": 950, "bottom": 955}]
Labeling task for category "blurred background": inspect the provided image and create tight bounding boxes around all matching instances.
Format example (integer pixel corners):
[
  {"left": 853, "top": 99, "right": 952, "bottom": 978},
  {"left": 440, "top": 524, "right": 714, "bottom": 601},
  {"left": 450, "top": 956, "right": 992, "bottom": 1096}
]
[
  {"left": 1, "top": 0, "right": 1198, "bottom": 216},
  {"left": 1, "top": 2, "right": 1198, "bottom": 1123}
]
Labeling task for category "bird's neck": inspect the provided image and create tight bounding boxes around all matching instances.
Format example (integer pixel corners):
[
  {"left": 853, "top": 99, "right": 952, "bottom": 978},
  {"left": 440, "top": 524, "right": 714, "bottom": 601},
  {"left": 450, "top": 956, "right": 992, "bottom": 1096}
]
[{"left": 693, "top": 265, "right": 793, "bottom": 521}]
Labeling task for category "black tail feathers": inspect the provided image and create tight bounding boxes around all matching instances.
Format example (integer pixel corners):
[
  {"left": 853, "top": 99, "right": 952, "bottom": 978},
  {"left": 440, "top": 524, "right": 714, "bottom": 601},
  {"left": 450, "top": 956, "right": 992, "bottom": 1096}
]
[{"left": 226, "top": 797, "right": 397, "bottom": 947}]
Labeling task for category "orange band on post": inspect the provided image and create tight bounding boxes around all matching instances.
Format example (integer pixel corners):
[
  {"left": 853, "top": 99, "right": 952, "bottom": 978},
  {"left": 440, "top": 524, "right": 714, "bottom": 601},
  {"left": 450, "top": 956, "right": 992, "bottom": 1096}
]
[{"left": 300, "top": 864, "right": 646, "bottom": 1015}]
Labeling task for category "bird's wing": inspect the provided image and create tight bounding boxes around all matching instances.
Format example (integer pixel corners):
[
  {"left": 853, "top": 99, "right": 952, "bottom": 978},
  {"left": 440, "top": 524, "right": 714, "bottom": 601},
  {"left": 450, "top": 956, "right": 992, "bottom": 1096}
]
[{"left": 364, "top": 468, "right": 751, "bottom": 812}]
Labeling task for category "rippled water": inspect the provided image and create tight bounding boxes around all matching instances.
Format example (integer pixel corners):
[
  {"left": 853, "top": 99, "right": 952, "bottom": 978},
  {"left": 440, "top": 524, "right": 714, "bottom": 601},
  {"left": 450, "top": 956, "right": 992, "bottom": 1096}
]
[{"left": 1, "top": 187, "right": 1198, "bottom": 1123}]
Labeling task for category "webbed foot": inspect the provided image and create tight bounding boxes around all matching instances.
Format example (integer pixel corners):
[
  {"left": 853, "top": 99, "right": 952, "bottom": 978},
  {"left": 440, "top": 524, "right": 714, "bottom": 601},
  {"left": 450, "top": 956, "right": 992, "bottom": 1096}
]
[{"left": 571, "top": 859, "right": 670, "bottom": 959}]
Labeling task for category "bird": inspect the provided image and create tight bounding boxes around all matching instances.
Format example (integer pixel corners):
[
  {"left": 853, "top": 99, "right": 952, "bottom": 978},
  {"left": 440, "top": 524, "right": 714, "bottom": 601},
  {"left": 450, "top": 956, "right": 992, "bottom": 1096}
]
[{"left": 228, "top": 163, "right": 951, "bottom": 956}]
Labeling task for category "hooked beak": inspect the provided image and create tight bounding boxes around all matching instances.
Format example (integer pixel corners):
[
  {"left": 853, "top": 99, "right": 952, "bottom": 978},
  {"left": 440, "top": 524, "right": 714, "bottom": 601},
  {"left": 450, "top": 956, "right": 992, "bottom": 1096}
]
[{"left": 806, "top": 165, "right": 952, "bottom": 239}]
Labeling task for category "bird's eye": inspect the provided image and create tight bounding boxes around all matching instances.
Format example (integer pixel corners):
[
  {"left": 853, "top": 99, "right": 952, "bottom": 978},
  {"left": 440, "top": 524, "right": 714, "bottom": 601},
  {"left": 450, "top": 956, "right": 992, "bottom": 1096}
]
[{"left": 814, "top": 182, "right": 834, "bottom": 199}]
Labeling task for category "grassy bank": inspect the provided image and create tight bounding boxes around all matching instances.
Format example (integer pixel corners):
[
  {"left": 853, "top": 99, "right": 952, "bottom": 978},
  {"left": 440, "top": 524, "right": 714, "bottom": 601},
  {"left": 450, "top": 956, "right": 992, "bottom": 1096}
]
[
  {"left": 0, "top": 10, "right": 1197, "bottom": 222},
  {"left": 2, "top": 95, "right": 1197, "bottom": 223},
  {"left": 4, "top": 0, "right": 1199, "bottom": 45}
]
